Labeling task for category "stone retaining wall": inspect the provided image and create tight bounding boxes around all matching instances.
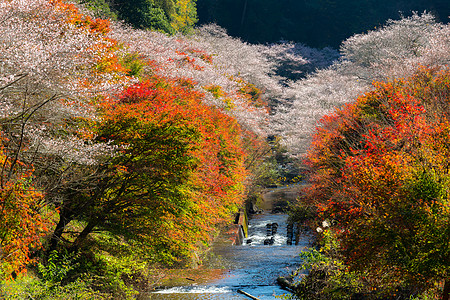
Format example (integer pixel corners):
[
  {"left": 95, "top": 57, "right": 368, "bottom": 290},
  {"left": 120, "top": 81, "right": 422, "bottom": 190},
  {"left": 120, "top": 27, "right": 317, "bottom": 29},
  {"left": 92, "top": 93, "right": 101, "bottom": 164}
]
[{"left": 229, "top": 209, "right": 248, "bottom": 245}]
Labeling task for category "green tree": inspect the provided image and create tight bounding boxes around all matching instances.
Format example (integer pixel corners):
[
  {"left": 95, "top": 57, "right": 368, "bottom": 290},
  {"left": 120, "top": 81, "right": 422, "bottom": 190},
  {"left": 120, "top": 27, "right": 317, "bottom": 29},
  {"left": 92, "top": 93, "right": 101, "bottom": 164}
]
[
  {"left": 171, "top": 0, "right": 198, "bottom": 33},
  {"left": 113, "top": 0, "right": 174, "bottom": 33},
  {"left": 112, "top": 0, "right": 198, "bottom": 34},
  {"left": 75, "top": 0, "right": 118, "bottom": 19}
]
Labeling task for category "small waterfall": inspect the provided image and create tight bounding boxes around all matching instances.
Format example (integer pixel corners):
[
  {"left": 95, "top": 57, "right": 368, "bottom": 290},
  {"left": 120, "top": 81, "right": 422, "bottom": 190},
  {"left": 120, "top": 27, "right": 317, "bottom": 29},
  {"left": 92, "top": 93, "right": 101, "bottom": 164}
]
[{"left": 149, "top": 212, "right": 309, "bottom": 300}]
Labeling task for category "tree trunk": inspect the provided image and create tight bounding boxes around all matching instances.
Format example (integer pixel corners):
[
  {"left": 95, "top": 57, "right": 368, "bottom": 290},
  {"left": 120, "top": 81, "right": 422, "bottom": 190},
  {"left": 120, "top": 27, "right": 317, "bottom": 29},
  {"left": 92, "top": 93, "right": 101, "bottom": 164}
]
[
  {"left": 443, "top": 279, "right": 449, "bottom": 300},
  {"left": 70, "top": 217, "right": 101, "bottom": 250},
  {"left": 48, "top": 211, "right": 72, "bottom": 252}
]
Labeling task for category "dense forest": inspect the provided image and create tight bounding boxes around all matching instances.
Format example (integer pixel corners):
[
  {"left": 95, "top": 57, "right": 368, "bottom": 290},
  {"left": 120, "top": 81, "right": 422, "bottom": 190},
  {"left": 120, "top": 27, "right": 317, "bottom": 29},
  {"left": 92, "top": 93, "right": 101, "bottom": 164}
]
[
  {"left": 197, "top": 0, "right": 450, "bottom": 47},
  {"left": 0, "top": 0, "right": 449, "bottom": 299}
]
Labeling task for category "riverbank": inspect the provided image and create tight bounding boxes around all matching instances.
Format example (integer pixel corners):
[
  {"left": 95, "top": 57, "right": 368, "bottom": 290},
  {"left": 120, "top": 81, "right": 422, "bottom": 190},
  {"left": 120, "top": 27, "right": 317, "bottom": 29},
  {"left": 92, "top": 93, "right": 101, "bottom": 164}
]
[
  {"left": 148, "top": 213, "right": 309, "bottom": 299},
  {"left": 148, "top": 185, "right": 303, "bottom": 295}
]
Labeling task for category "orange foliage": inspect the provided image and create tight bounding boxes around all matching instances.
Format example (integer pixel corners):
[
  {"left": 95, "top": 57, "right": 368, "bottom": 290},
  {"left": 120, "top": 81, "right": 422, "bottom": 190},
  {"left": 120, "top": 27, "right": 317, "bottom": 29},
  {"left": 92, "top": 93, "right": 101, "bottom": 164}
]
[
  {"left": 305, "top": 67, "right": 450, "bottom": 292},
  {"left": 50, "top": 0, "right": 111, "bottom": 34},
  {"left": 0, "top": 138, "right": 53, "bottom": 277},
  {"left": 50, "top": 0, "right": 129, "bottom": 85},
  {"left": 97, "top": 74, "right": 248, "bottom": 261}
]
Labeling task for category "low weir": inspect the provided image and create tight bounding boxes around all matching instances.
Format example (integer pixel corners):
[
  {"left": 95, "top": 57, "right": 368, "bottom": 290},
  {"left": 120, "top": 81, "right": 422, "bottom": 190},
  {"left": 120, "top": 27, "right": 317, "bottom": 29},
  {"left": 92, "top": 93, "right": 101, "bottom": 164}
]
[
  {"left": 149, "top": 186, "right": 307, "bottom": 299},
  {"left": 150, "top": 213, "right": 308, "bottom": 298}
]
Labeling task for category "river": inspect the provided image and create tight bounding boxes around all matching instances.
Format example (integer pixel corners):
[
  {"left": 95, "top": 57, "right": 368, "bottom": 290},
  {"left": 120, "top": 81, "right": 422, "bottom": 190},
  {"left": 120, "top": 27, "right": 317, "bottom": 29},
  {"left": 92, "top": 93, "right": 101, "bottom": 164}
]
[{"left": 148, "top": 206, "right": 309, "bottom": 299}]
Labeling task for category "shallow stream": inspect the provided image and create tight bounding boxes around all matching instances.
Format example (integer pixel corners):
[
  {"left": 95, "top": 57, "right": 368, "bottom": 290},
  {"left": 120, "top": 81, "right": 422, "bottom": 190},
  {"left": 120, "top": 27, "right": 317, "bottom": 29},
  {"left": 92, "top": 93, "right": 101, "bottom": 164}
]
[{"left": 149, "top": 211, "right": 309, "bottom": 299}]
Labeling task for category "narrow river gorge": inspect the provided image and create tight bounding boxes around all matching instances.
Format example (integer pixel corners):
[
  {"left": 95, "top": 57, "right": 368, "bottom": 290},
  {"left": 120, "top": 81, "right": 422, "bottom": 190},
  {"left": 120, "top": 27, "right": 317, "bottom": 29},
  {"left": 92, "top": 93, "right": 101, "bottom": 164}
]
[{"left": 149, "top": 186, "right": 309, "bottom": 300}]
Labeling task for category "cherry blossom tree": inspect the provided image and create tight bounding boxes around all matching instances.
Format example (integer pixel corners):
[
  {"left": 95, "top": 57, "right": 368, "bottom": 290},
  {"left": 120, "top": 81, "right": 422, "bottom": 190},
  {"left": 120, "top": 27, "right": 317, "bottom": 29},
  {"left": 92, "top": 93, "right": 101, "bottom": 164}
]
[
  {"left": 0, "top": 0, "right": 133, "bottom": 198},
  {"left": 192, "top": 24, "right": 340, "bottom": 103},
  {"left": 0, "top": 0, "right": 130, "bottom": 166},
  {"left": 109, "top": 22, "right": 269, "bottom": 135},
  {"left": 0, "top": 1, "right": 130, "bottom": 266},
  {"left": 271, "top": 12, "right": 450, "bottom": 159},
  {"left": 340, "top": 12, "right": 448, "bottom": 81}
]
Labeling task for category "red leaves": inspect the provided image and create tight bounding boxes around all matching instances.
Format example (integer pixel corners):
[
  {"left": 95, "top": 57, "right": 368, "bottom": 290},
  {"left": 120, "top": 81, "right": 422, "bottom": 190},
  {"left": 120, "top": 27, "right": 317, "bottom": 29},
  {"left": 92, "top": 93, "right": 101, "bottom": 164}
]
[
  {"left": 0, "top": 141, "right": 53, "bottom": 277},
  {"left": 304, "top": 67, "right": 450, "bottom": 290},
  {"left": 98, "top": 74, "right": 249, "bottom": 261},
  {"left": 51, "top": 0, "right": 111, "bottom": 34}
]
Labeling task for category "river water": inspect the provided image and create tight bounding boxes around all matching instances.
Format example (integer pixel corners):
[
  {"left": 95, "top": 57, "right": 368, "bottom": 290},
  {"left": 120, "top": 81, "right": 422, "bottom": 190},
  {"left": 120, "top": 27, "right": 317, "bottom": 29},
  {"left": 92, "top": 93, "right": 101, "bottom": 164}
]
[{"left": 149, "top": 212, "right": 309, "bottom": 299}]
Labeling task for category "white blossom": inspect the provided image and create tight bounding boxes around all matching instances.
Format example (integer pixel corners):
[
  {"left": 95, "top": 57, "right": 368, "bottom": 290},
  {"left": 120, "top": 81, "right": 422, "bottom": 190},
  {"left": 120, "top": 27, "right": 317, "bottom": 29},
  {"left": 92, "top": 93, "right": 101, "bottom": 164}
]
[
  {"left": 0, "top": 0, "right": 129, "bottom": 169},
  {"left": 271, "top": 12, "right": 450, "bottom": 158},
  {"left": 322, "top": 220, "right": 331, "bottom": 228}
]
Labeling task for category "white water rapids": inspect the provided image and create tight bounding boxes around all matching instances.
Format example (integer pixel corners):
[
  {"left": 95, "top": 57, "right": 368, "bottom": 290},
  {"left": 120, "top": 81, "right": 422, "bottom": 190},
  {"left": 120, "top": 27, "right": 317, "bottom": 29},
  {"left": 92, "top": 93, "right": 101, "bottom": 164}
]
[{"left": 149, "top": 212, "right": 309, "bottom": 299}]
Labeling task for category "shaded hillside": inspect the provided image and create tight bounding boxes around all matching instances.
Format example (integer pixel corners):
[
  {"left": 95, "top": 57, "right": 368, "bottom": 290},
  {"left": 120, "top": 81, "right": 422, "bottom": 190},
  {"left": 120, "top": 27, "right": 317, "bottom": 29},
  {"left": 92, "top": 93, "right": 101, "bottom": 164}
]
[{"left": 197, "top": 0, "right": 450, "bottom": 47}]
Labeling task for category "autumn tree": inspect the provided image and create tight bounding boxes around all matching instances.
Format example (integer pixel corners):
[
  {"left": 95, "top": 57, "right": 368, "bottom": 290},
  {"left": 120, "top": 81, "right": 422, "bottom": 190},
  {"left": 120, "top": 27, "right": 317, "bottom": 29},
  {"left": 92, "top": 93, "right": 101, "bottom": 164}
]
[
  {"left": 0, "top": 137, "right": 52, "bottom": 278},
  {"left": 305, "top": 67, "right": 450, "bottom": 299},
  {"left": 47, "top": 75, "right": 249, "bottom": 264},
  {"left": 0, "top": 0, "right": 130, "bottom": 269},
  {"left": 94, "top": 76, "right": 247, "bottom": 262}
]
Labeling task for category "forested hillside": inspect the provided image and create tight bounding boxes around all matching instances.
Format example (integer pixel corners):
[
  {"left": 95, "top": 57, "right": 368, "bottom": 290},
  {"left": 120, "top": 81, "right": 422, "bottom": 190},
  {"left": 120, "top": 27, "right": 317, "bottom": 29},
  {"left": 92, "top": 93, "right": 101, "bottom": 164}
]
[
  {"left": 197, "top": 0, "right": 450, "bottom": 47},
  {"left": 0, "top": 0, "right": 449, "bottom": 299},
  {"left": 76, "top": 0, "right": 198, "bottom": 34},
  {"left": 0, "top": 0, "right": 271, "bottom": 297}
]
